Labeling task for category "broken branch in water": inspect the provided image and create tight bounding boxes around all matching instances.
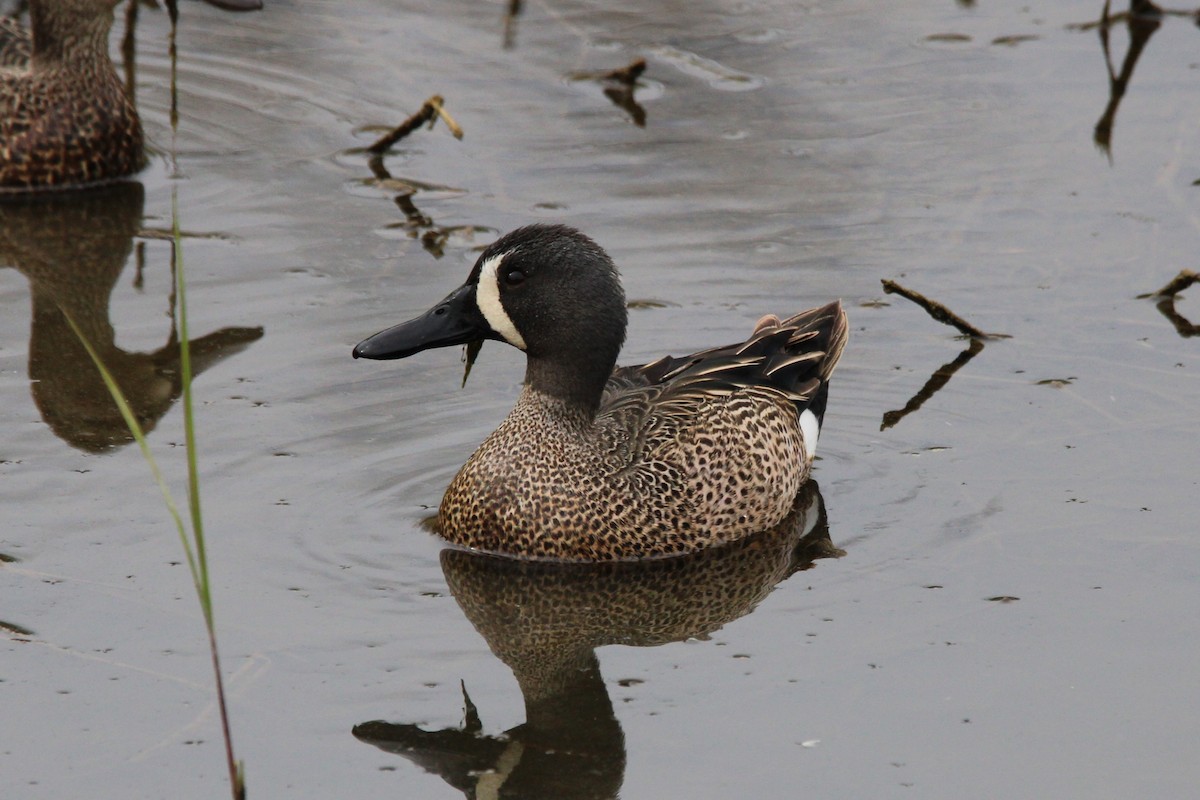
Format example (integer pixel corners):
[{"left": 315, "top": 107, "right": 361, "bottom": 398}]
[
  {"left": 368, "top": 95, "right": 463, "bottom": 155},
  {"left": 881, "top": 279, "right": 1006, "bottom": 339},
  {"left": 602, "top": 58, "right": 647, "bottom": 85},
  {"left": 1137, "top": 269, "right": 1199, "bottom": 299},
  {"left": 1136, "top": 270, "right": 1200, "bottom": 337},
  {"left": 589, "top": 58, "right": 649, "bottom": 127}
]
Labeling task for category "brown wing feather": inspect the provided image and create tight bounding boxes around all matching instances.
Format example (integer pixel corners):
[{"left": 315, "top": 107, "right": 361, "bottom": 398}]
[
  {"left": 602, "top": 300, "right": 846, "bottom": 415},
  {"left": 597, "top": 300, "right": 847, "bottom": 467}
]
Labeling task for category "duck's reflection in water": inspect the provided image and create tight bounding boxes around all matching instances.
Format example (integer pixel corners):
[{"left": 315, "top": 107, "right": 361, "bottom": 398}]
[
  {"left": 354, "top": 481, "right": 842, "bottom": 799},
  {"left": 0, "top": 183, "right": 263, "bottom": 451}
]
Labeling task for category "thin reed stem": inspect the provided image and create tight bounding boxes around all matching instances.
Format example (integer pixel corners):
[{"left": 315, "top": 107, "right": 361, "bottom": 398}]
[
  {"left": 65, "top": 190, "right": 244, "bottom": 800},
  {"left": 171, "top": 189, "right": 245, "bottom": 800}
]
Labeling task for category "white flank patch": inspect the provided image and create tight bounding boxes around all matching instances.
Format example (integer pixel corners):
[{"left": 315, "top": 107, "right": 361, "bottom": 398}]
[
  {"left": 799, "top": 408, "right": 820, "bottom": 463},
  {"left": 477, "top": 253, "right": 527, "bottom": 350}
]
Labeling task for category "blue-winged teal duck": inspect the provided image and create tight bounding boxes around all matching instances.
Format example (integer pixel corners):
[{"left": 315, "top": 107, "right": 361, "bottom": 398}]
[
  {"left": 354, "top": 224, "right": 848, "bottom": 561},
  {"left": 1, "top": 0, "right": 260, "bottom": 192}
]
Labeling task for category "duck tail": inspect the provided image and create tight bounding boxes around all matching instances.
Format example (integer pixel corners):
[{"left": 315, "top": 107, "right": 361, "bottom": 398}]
[{"left": 760, "top": 300, "right": 847, "bottom": 423}]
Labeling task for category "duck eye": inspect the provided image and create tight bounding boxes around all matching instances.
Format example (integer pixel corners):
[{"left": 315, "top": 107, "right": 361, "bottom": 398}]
[{"left": 504, "top": 269, "right": 526, "bottom": 286}]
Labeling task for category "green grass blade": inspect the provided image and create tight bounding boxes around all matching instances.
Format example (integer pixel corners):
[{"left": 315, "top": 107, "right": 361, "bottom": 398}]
[
  {"left": 65, "top": 189, "right": 244, "bottom": 797},
  {"left": 172, "top": 191, "right": 211, "bottom": 623},
  {"left": 170, "top": 188, "right": 244, "bottom": 800},
  {"left": 61, "top": 312, "right": 203, "bottom": 597}
]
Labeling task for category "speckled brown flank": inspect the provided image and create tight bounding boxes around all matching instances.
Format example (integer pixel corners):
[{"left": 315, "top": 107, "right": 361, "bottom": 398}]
[
  {"left": 436, "top": 303, "right": 848, "bottom": 561},
  {"left": 1, "top": 0, "right": 145, "bottom": 193}
]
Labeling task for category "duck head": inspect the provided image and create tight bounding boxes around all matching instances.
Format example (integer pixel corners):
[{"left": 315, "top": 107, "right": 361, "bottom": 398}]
[{"left": 354, "top": 224, "right": 628, "bottom": 414}]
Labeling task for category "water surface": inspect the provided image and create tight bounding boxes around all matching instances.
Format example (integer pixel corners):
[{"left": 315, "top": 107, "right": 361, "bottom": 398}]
[{"left": 2, "top": 1, "right": 1198, "bottom": 797}]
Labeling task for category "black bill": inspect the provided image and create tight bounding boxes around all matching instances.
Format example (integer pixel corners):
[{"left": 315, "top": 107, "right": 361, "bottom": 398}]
[{"left": 352, "top": 283, "right": 496, "bottom": 360}]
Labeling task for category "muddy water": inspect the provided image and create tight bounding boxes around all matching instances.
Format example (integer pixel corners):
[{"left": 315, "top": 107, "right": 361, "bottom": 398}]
[{"left": 2, "top": 0, "right": 1198, "bottom": 797}]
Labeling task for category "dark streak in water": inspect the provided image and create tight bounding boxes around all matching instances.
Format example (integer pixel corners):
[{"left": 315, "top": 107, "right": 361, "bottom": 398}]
[{"left": 881, "top": 338, "right": 984, "bottom": 431}]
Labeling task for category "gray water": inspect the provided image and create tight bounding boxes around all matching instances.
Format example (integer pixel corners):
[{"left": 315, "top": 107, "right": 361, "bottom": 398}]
[{"left": 2, "top": 1, "right": 1198, "bottom": 797}]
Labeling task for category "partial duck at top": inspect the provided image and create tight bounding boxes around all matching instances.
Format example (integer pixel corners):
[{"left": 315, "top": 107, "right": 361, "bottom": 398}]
[
  {"left": 354, "top": 224, "right": 848, "bottom": 561},
  {"left": 1, "top": 0, "right": 260, "bottom": 194}
]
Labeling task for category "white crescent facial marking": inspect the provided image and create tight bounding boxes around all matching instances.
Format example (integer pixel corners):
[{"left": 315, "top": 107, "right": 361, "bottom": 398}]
[
  {"left": 799, "top": 408, "right": 820, "bottom": 463},
  {"left": 477, "top": 252, "right": 527, "bottom": 350}
]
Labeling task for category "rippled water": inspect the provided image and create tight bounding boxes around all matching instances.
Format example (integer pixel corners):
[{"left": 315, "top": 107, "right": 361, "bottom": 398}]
[{"left": 2, "top": 1, "right": 1198, "bottom": 797}]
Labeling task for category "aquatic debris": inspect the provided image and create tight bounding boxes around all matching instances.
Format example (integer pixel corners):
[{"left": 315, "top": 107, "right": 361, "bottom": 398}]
[
  {"left": 0, "top": 619, "right": 35, "bottom": 637},
  {"left": 1067, "top": 0, "right": 1194, "bottom": 33},
  {"left": 1137, "top": 269, "right": 1199, "bottom": 299},
  {"left": 925, "top": 33, "right": 972, "bottom": 43},
  {"left": 601, "top": 58, "right": 647, "bottom": 85},
  {"left": 358, "top": 102, "right": 484, "bottom": 260},
  {"left": 368, "top": 95, "right": 463, "bottom": 155},
  {"left": 601, "top": 59, "right": 648, "bottom": 125},
  {"left": 1138, "top": 270, "right": 1200, "bottom": 338},
  {"left": 1035, "top": 378, "right": 1076, "bottom": 388},
  {"left": 1074, "top": 0, "right": 1200, "bottom": 158},
  {"left": 879, "top": 280, "right": 1004, "bottom": 430},
  {"left": 991, "top": 34, "right": 1039, "bottom": 47},
  {"left": 881, "top": 279, "right": 1008, "bottom": 339},
  {"left": 880, "top": 338, "right": 983, "bottom": 431},
  {"left": 572, "top": 58, "right": 650, "bottom": 127},
  {"left": 503, "top": 0, "right": 521, "bottom": 49}
]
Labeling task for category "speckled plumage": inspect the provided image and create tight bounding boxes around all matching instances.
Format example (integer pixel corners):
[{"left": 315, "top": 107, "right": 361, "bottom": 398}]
[
  {"left": 354, "top": 224, "right": 848, "bottom": 561},
  {"left": 1, "top": 0, "right": 145, "bottom": 193}
]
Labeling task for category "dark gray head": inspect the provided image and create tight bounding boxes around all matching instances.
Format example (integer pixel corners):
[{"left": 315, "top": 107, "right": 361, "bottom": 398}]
[{"left": 354, "top": 224, "right": 628, "bottom": 415}]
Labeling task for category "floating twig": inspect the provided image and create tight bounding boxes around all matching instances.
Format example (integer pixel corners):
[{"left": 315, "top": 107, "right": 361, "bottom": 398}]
[
  {"left": 601, "top": 59, "right": 649, "bottom": 127},
  {"left": 881, "top": 279, "right": 1005, "bottom": 339},
  {"left": 602, "top": 58, "right": 647, "bottom": 85},
  {"left": 567, "top": 58, "right": 649, "bottom": 126},
  {"left": 368, "top": 95, "right": 463, "bottom": 155},
  {"left": 1067, "top": 0, "right": 1197, "bottom": 32},
  {"left": 432, "top": 99, "right": 464, "bottom": 139},
  {"left": 1137, "top": 269, "right": 1199, "bottom": 298}
]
